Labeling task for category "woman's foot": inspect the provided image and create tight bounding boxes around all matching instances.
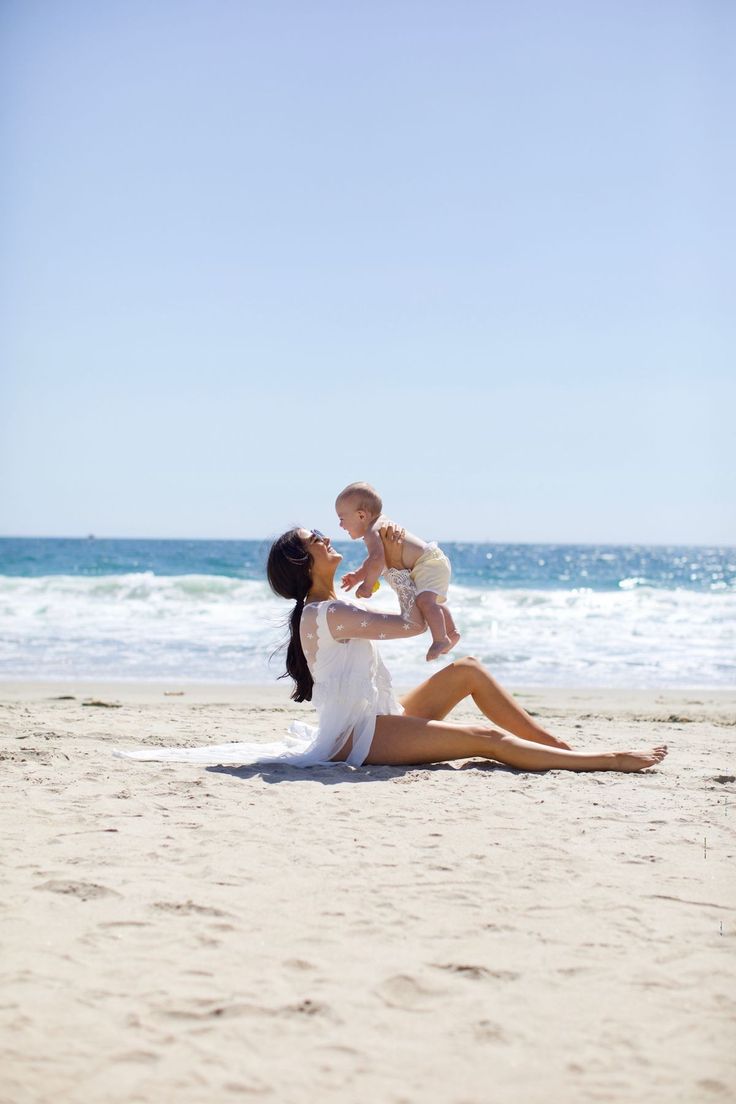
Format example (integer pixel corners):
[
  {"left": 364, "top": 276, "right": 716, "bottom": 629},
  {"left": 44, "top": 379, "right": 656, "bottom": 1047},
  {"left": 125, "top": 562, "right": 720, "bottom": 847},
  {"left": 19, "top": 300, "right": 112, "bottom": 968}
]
[
  {"left": 612, "top": 745, "right": 668, "bottom": 772},
  {"left": 426, "top": 639, "right": 450, "bottom": 661},
  {"left": 441, "top": 630, "right": 461, "bottom": 655}
]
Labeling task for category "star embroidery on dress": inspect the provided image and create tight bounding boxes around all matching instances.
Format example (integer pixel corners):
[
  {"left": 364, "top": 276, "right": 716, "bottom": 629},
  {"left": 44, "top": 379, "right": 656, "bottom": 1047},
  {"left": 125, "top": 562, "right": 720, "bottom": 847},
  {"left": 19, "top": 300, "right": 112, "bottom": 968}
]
[
  {"left": 403, "top": 624, "right": 411, "bottom": 631},
  {"left": 336, "top": 624, "right": 344, "bottom": 632},
  {"left": 379, "top": 632, "right": 386, "bottom": 639},
  {"left": 360, "top": 620, "right": 368, "bottom": 627},
  {"left": 306, "top": 632, "right": 314, "bottom": 639},
  {"left": 328, "top": 604, "right": 336, "bottom": 612}
]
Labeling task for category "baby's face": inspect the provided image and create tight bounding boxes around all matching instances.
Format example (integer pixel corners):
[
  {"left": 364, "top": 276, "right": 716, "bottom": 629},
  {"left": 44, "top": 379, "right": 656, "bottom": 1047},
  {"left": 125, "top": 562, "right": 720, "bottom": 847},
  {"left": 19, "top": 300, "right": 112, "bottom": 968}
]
[{"left": 336, "top": 499, "right": 370, "bottom": 540}]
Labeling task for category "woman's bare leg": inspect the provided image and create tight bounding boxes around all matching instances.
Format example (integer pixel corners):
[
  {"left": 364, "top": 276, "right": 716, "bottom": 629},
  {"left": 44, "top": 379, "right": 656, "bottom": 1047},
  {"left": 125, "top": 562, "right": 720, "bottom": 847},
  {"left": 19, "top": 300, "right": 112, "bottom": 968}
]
[
  {"left": 400, "top": 656, "right": 570, "bottom": 749},
  {"left": 364, "top": 714, "right": 667, "bottom": 773}
]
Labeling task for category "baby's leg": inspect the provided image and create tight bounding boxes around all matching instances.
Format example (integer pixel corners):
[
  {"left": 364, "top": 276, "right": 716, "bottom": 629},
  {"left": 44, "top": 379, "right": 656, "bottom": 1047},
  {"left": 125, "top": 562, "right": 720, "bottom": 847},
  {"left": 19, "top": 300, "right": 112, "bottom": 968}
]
[
  {"left": 416, "top": 591, "right": 451, "bottom": 661},
  {"left": 440, "top": 605, "right": 461, "bottom": 654}
]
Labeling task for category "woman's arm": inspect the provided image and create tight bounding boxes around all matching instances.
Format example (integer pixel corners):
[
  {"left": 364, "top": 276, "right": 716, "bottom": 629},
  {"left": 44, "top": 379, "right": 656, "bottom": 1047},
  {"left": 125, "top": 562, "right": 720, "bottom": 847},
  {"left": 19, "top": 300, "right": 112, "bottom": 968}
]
[
  {"left": 379, "top": 521, "right": 406, "bottom": 569},
  {"left": 326, "top": 567, "right": 425, "bottom": 642},
  {"left": 329, "top": 528, "right": 425, "bottom": 641},
  {"left": 326, "top": 600, "right": 425, "bottom": 642}
]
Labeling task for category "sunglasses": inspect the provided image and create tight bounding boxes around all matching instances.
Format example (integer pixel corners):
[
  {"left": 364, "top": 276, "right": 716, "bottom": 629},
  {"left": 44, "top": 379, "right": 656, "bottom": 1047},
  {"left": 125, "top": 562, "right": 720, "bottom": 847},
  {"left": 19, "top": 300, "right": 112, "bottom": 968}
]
[{"left": 310, "top": 529, "right": 329, "bottom": 544}]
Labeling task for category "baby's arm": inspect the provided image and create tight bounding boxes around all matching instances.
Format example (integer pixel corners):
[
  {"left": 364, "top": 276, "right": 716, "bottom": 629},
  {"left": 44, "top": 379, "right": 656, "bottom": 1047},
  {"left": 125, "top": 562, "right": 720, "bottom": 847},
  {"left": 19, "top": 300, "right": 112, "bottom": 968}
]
[
  {"left": 355, "top": 524, "right": 387, "bottom": 598},
  {"left": 340, "top": 562, "right": 367, "bottom": 591}
]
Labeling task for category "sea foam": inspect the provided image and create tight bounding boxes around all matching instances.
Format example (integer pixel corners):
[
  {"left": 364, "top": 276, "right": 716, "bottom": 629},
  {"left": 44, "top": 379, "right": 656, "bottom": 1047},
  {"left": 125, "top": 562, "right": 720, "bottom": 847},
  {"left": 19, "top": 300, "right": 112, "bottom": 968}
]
[{"left": 0, "top": 571, "right": 733, "bottom": 687}]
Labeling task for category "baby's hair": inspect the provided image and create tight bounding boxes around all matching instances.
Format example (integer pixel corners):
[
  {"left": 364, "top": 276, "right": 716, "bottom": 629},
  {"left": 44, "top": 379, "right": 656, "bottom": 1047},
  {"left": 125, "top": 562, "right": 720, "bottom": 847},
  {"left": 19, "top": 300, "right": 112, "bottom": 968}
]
[{"left": 336, "top": 481, "right": 383, "bottom": 519}]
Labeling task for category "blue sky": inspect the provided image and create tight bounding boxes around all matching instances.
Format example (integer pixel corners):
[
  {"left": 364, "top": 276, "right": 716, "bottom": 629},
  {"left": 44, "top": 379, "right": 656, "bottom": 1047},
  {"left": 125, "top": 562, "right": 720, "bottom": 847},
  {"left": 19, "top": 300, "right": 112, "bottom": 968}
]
[{"left": 2, "top": 0, "right": 734, "bottom": 544}]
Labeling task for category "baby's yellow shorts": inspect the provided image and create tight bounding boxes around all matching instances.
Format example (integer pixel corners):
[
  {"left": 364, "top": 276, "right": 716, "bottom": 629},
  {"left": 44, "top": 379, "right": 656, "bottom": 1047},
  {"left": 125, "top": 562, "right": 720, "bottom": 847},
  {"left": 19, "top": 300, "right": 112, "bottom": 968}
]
[{"left": 411, "top": 543, "right": 451, "bottom": 602}]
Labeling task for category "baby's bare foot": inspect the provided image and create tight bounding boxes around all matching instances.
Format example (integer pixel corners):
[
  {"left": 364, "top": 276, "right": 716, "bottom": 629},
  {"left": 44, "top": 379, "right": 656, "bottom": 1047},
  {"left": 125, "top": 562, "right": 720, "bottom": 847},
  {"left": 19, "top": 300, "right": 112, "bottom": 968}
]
[
  {"left": 426, "top": 640, "right": 449, "bottom": 662},
  {"left": 613, "top": 745, "right": 668, "bottom": 772},
  {"left": 441, "top": 631, "right": 461, "bottom": 655}
]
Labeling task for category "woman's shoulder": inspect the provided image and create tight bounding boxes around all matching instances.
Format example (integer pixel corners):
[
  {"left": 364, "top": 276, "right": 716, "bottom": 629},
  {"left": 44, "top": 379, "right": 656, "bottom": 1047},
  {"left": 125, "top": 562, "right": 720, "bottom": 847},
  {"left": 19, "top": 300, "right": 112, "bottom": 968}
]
[
  {"left": 310, "top": 599, "right": 368, "bottom": 634},
  {"left": 305, "top": 598, "right": 359, "bottom": 610},
  {"left": 302, "top": 598, "right": 359, "bottom": 630},
  {"left": 304, "top": 599, "right": 352, "bottom": 614}
]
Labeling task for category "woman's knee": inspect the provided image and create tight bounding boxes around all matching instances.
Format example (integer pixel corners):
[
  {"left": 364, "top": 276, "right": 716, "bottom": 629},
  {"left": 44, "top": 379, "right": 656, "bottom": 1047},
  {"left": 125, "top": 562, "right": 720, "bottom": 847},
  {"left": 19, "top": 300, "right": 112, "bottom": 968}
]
[
  {"left": 466, "top": 723, "right": 501, "bottom": 755},
  {"left": 451, "top": 655, "right": 484, "bottom": 689}
]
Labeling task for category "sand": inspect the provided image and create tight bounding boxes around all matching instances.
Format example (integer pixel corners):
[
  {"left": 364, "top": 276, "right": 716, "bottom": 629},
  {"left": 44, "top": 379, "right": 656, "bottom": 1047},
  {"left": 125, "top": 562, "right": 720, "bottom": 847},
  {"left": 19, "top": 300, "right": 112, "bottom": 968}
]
[{"left": 1, "top": 680, "right": 734, "bottom": 1104}]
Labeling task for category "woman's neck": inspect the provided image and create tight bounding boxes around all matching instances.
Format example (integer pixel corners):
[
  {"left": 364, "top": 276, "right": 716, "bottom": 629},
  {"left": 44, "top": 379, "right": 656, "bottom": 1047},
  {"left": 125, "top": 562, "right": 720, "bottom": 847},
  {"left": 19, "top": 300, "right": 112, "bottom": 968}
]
[
  {"left": 306, "top": 582, "right": 336, "bottom": 603},
  {"left": 306, "top": 569, "right": 336, "bottom": 604}
]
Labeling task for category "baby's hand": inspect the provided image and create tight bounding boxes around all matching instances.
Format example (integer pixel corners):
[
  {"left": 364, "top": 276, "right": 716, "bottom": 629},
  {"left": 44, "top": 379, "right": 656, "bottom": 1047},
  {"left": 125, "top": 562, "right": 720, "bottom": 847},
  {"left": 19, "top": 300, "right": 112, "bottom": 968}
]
[
  {"left": 355, "top": 582, "right": 374, "bottom": 599},
  {"left": 341, "top": 571, "right": 360, "bottom": 591}
]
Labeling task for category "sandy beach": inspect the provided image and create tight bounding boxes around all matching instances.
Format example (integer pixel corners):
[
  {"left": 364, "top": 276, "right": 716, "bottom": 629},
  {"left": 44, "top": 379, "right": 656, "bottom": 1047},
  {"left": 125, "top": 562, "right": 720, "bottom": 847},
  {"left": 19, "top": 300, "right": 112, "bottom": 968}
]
[{"left": 1, "top": 679, "right": 734, "bottom": 1104}]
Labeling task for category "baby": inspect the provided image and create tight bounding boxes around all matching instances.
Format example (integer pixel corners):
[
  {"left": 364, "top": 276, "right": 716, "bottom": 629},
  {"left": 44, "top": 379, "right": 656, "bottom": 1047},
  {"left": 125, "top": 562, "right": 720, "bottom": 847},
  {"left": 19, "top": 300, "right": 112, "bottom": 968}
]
[{"left": 336, "top": 481, "right": 461, "bottom": 661}]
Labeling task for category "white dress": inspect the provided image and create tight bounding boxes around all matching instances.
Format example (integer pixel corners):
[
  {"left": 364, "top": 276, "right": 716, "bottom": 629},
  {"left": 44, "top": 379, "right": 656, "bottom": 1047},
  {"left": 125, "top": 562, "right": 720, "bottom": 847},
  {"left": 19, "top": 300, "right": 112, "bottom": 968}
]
[{"left": 114, "top": 569, "right": 421, "bottom": 768}]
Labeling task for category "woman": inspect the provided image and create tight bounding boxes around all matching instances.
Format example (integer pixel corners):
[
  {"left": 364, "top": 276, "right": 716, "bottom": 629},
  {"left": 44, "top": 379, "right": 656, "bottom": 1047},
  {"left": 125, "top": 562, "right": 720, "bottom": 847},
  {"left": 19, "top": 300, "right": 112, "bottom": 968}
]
[
  {"left": 264, "top": 525, "right": 667, "bottom": 774},
  {"left": 116, "top": 525, "right": 666, "bottom": 772}
]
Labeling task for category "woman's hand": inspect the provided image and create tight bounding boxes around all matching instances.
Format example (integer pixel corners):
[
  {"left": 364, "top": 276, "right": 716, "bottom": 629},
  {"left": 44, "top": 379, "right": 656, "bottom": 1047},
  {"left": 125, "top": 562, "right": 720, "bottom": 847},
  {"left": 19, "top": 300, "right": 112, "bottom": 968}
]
[{"left": 379, "top": 523, "right": 406, "bottom": 570}]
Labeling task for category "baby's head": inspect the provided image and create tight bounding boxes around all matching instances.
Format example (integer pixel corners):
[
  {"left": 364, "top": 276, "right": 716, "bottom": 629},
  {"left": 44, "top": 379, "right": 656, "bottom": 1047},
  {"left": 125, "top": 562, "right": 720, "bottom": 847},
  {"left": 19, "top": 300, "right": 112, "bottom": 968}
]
[{"left": 335, "top": 482, "right": 383, "bottom": 540}]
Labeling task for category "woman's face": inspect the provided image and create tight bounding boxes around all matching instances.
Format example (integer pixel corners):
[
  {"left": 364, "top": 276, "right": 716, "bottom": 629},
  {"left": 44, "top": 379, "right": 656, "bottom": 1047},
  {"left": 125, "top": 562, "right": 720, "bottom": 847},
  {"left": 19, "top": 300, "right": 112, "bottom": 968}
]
[{"left": 298, "top": 528, "right": 342, "bottom": 573}]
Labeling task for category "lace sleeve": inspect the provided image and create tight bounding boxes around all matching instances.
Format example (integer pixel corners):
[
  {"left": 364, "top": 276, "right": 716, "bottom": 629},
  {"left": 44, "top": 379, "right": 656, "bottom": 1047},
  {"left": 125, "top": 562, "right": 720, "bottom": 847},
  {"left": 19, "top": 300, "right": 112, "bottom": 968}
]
[
  {"left": 324, "top": 592, "right": 425, "bottom": 644},
  {"left": 383, "top": 568, "right": 419, "bottom": 621},
  {"left": 299, "top": 603, "right": 319, "bottom": 668}
]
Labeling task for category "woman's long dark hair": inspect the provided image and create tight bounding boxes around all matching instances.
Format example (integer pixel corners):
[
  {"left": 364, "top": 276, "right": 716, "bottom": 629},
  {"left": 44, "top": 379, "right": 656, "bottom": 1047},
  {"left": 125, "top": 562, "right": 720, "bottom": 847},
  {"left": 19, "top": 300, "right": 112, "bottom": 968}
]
[{"left": 267, "top": 529, "right": 314, "bottom": 702}]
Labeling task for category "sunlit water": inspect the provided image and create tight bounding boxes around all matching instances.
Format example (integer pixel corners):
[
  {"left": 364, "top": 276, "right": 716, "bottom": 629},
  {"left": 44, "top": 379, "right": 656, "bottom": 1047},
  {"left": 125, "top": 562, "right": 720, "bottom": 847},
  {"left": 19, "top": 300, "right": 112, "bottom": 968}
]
[{"left": 1, "top": 538, "right": 733, "bottom": 687}]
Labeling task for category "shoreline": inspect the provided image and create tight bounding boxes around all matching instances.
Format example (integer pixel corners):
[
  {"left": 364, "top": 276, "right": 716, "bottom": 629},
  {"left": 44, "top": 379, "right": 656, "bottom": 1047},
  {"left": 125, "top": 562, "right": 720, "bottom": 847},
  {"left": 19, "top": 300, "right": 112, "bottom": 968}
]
[{"left": 3, "top": 677, "right": 735, "bottom": 704}]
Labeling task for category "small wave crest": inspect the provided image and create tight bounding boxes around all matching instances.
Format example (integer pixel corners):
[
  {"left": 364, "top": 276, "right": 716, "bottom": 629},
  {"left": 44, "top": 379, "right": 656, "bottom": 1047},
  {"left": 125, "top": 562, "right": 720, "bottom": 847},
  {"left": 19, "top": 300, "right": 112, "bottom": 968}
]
[{"left": 0, "top": 573, "right": 733, "bottom": 687}]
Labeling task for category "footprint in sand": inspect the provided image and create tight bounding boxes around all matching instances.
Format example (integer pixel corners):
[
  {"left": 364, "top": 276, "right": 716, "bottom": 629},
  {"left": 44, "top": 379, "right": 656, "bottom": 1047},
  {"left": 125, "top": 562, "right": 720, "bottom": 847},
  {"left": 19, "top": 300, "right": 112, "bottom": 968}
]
[
  {"left": 151, "top": 900, "right": 229, "bottom": 918},
  {"left": 111, "top": 1050, "right": 159, "bottom": 1065},
  {"left": 279, "top": 998, "right": 333, "bottom": 1019},
  {"left": 98, "top": 920, "right": 150, "bottom": 928},
  {"left": 696, "top": 1079, "right": 731, "bottom": 1096},
  {"left": 155, "top": 1001, "right": 255, "bottom": 1022},
  {"left": 433, "top": 963, "right": 520, "bottom": 982},
  {"left": 35, "top": 880, "right": 121, "bottom": 900},
  {"left": 474, "top": 1019, "right": 507, "bottom": 1043},
  {"left": 284, "top": 958, "right": 316, "bottom": 972},
  {"left": 155, "top": 997, "right": 334, "bottom": 1023},
  {"left": 375, "top": 974, "right": 443, "bottom": 1011},
  {"left": 224, "top": 1079, "right": 271, "bottom": 1095}
]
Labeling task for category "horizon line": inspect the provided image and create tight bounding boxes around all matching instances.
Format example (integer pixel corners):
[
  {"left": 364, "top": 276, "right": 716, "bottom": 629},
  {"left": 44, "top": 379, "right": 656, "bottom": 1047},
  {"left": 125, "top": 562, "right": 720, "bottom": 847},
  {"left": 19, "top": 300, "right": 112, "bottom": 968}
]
[{"left": 1, "top": 534, "right": 734, "bottom": 550}]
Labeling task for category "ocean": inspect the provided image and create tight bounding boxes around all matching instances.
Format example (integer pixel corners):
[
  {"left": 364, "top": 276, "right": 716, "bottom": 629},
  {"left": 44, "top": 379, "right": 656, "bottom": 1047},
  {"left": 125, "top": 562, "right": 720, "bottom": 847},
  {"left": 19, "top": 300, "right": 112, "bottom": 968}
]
[{"left": 0, "top": 538, "right": 733, "bottom": 688}]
